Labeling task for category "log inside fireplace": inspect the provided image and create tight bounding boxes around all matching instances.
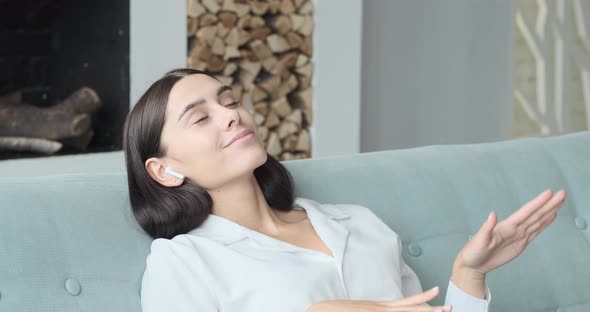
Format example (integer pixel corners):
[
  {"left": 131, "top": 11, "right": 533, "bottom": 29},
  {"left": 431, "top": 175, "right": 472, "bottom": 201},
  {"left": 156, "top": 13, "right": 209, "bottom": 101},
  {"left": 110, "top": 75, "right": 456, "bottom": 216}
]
[{"left": 0, "top": 0, "right": 130, "bottom": 160}]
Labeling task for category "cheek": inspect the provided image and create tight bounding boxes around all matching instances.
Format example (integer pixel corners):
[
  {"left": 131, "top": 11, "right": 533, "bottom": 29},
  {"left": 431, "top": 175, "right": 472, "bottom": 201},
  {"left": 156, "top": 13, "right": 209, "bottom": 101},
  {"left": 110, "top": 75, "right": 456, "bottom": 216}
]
[
  {"left": 178, "top": 131, "right": 223, "bottom": 181},
  {"left": 174, "top": 129, "right": 220, "bottom": 158}
]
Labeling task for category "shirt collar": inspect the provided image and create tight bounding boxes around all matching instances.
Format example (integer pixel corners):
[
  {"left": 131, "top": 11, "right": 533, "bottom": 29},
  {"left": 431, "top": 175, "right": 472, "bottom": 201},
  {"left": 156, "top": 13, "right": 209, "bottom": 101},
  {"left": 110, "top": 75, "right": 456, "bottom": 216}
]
[{"left": 185, "top": 197, "right": 350, "bottom": 246}]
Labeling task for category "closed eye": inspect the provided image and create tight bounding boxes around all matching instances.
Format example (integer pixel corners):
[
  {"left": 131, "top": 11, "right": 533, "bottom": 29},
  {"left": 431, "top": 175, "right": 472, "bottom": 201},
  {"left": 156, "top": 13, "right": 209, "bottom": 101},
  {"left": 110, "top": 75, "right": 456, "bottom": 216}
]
[
  {"left": 193, "top": 102, "right": 240, "bottom": 125},
  {"left": 193, "top": 116, "right": 208, "bottom": 124}
]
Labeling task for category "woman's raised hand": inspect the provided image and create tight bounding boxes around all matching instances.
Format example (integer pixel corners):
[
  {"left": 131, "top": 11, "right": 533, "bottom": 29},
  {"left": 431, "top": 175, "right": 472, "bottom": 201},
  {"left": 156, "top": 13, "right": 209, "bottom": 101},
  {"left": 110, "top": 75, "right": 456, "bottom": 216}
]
[
  {"left": 454, "top": 189, "right": 567, "bottom": 275},
  {"left": 306, "top": 286, "right": 452, "bottom": 312}
]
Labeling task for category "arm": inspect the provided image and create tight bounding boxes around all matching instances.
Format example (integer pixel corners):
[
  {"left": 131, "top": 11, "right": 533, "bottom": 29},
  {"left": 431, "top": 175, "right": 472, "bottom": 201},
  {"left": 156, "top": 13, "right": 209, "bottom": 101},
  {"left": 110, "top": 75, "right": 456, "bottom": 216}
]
[
  {"left": 398, "top": 238, "right": 491, "bottom": 312},
  {"left": 356, "top": 204, "right": 491, "bottom": 310},
  {"left": 449, "top": 260, "right": 488, "bottom": 299},
  {"left": 141, "top": 239, "right": 219, "bottom": 312},
  {"left": 443, "top": 189, "right": 565, "bottom": 311}
]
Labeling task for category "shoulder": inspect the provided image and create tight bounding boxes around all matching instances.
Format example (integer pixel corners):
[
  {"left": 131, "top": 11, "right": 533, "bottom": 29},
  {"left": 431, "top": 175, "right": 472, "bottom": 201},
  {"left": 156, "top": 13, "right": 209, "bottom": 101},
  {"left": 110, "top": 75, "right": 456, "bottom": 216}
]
[
  {"left": 337, "top": 204, "right": 399, "bottom": 235},
  {"left": 295, "top": 197, "right": 364, "bottom": 218},
  {"left": 141, "top": 239, "right": 220, "bottom": 311},
  {"left": 149, "top": 236, "right": 190, "bottom": 254},
  {"left": 329, "top": 202, "right": 379, "bottom": 218},
  {"left": 146, "top": 235, "right": 207, "bottom": 267},
  {"left": 143, "top": 236, "right": 218, "bottom": 287},
  {"left": 296, "top": 197, "right": 401, "bottom": 239},
  {"left": 149, "top": 237, "right": 174, "bottom": 251},
  {"left": 146, "top": 238, "right": 182, "bottom": 265}
]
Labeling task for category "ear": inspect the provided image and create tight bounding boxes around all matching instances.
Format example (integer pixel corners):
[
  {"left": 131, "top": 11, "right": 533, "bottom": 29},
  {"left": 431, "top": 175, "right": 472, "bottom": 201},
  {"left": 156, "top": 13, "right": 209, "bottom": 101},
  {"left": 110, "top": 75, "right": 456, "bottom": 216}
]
[{"left": 145, "top": 157, "right": 184, "bottom": 187}]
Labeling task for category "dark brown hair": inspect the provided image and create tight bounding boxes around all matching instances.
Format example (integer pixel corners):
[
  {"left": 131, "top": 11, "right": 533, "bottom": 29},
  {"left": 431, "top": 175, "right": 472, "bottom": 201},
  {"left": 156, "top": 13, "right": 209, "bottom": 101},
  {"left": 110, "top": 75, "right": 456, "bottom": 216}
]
[{"left": 123, "top": 68, "right": 294, "bottom": 239}]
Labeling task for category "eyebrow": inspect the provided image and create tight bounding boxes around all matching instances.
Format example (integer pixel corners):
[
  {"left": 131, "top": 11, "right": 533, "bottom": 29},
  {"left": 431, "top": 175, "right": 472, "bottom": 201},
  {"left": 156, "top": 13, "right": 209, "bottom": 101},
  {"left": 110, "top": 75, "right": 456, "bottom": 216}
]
[{"left": 177, "top": 85, "right": 233, "bottom": 122}]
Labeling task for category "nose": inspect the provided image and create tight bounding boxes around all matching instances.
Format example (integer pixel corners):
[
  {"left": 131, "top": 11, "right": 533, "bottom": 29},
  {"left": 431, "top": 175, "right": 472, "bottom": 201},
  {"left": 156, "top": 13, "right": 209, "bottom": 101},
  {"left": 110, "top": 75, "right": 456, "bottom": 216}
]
[{"left": 223, "top": 105, "right": 240, "bottom": 130}]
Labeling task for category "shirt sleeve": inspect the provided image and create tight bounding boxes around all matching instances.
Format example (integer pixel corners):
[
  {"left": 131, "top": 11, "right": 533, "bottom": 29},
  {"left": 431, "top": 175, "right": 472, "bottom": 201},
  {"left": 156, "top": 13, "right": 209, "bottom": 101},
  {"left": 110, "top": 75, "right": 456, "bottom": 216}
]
[
  {"left": 140, "top": 238, "right": 219, "bottom": 312},
  {"left": 399, "top": 242, "right": 492, "bottom": 312},
  {"left": 444, "top": 277, "right": 491, "bottom": 312}
]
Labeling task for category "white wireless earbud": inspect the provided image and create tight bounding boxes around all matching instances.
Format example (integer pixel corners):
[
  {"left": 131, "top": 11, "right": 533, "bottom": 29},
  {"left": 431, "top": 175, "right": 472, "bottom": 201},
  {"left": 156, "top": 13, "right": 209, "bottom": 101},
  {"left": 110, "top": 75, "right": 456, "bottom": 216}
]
[{"left": 165, "top": 167, "right": 185, "bottom": 180}]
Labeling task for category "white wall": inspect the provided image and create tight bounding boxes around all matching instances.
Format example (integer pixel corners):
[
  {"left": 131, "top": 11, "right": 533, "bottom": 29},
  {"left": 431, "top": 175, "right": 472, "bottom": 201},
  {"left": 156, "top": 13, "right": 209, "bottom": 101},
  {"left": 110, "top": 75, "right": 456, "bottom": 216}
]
[
  {"left": 360, "top": 0, "right": 516, "bottom": 152},
  {"left": 310, "top": 0, "right": 363, "bottom": 158},
  {"left": 129, "top": 0, "right": 187, "bottom": 105}
]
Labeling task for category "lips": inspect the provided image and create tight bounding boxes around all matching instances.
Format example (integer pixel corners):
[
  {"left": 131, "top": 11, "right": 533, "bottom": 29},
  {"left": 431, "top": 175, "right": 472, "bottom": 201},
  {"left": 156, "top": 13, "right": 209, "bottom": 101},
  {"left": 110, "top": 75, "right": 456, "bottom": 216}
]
[{"left": 224, "top": 129, "right": 253, "bottom": 148}]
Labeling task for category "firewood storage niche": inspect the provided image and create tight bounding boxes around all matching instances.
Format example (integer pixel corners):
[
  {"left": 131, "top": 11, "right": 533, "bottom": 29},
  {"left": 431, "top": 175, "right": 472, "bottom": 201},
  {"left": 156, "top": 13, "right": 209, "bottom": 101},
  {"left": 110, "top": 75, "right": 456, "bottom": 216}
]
[{"left": 187, "top": 0, "right": 314, "bottom": 161}]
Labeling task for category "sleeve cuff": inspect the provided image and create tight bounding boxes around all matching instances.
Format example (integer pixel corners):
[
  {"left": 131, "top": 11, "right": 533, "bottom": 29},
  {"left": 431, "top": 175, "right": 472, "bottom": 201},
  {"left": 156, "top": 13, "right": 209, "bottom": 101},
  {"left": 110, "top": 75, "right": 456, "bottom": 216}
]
[{"left": 444, "top": 279, "right": 491, "bottom": 312}]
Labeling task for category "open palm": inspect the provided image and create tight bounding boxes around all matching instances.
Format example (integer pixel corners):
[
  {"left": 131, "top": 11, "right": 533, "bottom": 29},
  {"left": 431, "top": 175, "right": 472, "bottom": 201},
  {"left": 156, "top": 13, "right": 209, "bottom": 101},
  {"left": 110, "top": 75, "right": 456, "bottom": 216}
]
[{"left": 455, "top": 189, "right": 567, "bottom": 274}]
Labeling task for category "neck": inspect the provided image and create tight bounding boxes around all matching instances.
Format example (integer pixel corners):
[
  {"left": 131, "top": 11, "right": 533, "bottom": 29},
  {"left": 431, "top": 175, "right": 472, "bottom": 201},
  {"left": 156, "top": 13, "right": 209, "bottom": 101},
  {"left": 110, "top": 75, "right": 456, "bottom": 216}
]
[{"left": 209, "top": 173, "right": 287, "bottom": 236}]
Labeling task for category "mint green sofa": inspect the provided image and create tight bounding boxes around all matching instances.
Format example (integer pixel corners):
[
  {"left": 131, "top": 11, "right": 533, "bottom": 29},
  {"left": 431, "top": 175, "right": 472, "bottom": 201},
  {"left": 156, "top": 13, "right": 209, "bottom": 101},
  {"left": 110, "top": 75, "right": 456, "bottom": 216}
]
[{"left": 1, "top": 131, "right": 589, "bottom": 311}]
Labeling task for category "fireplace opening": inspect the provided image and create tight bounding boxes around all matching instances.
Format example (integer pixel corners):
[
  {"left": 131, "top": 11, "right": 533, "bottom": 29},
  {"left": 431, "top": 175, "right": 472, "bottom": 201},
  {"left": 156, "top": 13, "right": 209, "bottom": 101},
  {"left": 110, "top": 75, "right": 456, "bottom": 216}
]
[{"left": 0, "top": 0, "right": 129, "bottom": 160}]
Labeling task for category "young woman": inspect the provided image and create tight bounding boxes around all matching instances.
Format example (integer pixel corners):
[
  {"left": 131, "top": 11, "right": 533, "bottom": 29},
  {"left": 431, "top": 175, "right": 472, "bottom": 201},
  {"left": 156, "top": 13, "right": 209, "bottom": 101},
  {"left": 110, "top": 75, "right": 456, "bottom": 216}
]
[{"left": 123, "top": 68, "right": 567, "bottom": 312}]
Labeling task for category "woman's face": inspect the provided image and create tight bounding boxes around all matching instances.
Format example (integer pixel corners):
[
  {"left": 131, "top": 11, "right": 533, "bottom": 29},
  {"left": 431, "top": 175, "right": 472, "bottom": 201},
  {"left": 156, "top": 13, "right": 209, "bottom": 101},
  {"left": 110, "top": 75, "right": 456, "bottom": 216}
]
[{"left": 156, "top": 73, "right": 267, "bottom": 190}]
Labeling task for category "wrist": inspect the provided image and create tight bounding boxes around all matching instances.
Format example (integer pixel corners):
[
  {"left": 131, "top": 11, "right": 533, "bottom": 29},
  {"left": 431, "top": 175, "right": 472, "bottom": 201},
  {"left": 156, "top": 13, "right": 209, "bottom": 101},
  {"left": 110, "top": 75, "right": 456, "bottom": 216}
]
[
  {"left": 453, "top": 251, "right": 486, "bottom": 278},
  {"left": 451, "top": 259, "right": 487, "bottom": 299}
]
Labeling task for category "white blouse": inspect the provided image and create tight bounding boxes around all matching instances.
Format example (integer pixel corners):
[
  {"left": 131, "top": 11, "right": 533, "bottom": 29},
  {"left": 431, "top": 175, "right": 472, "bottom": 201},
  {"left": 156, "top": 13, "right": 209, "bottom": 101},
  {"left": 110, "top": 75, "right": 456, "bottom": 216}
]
[{"left": 140, "top": 197, "right": 491, "bottom": 311}]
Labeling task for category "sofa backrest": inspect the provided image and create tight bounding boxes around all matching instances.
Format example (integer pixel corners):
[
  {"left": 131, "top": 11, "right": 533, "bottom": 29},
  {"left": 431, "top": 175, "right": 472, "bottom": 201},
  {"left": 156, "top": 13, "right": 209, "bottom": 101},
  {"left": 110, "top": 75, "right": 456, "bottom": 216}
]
[
  {"left": 285, "top": 131, "right": 590, "bottom": 311},
  {"left": 1, "top": 131, "right": 588, "bottom": 311},
  {"left": 0, "top": 173, "right": 150, "bottom": 311}
]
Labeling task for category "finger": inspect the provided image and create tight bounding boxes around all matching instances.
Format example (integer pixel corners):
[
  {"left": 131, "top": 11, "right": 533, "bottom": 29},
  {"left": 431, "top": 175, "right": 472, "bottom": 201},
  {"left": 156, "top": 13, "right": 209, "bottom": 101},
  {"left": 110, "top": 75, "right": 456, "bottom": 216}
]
[
  {"left": 473, "top": 210, "right": 497, "bottom": 245},
  {"left": 392, "top": 305, "right": 450, "bottom": 312},
  {"left": 388, "top": 286, "right": 440, "bottom": 306},
  {"left": 526, "top": 211, "right": 559, "bottom": 244},
  {"left": 522, "top": 192, "right": 565, "bottom": 233},
  {"left": 522, "top": 190, "right": 566, "bottom": 229},
  {"left": 510, "top": 189, "right": 553, "bottom": 226},
  {"left": 393, "top": 304, "right": 452, "bottom": 312}
]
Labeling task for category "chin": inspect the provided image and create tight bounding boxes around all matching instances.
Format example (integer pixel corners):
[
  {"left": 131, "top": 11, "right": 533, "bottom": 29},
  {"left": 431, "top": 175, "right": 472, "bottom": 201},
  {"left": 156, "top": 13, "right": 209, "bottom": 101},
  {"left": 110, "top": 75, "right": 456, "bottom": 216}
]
[
  {"left": 224, "top": 149, "right": 267, "bottom": 184},
  {"left": 252, "top": 145, "right": 269, "bottom": 167},
  {"left": 237, "top": 144, "right": 268, "bottom": 170}
]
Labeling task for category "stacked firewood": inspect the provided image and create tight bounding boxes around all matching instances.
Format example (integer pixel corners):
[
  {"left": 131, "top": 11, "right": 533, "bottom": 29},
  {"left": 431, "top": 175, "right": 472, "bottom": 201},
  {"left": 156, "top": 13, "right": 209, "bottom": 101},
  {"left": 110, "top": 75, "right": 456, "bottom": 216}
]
[
  {"left": 187, "top": 0, "right": 313, "bottom": 160},
  {"left": 0, "top": 88, "right": 101, "bottom": 154}
]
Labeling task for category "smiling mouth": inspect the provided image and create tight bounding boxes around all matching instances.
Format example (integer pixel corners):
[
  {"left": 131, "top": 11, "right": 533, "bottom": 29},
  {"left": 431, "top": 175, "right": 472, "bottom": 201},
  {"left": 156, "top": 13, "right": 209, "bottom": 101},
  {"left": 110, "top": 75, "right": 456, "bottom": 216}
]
[{"left": 225, "top": 130, "right": 254, "bottom": 148}]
